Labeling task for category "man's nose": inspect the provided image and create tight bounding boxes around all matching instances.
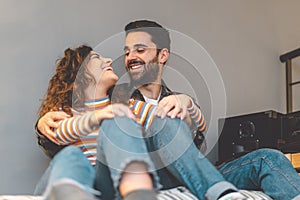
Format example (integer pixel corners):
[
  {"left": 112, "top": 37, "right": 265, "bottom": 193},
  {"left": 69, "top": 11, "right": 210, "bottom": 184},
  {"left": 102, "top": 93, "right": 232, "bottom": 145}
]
[{"left": 126, "top": 49, "right": 138, "bottom": 60}]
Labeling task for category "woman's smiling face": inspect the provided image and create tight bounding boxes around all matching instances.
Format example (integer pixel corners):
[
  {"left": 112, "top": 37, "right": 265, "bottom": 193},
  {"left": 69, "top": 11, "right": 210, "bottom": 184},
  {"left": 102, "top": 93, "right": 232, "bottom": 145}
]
[{"left": 86, "top": 51, "right": 119, "bottom": 89}]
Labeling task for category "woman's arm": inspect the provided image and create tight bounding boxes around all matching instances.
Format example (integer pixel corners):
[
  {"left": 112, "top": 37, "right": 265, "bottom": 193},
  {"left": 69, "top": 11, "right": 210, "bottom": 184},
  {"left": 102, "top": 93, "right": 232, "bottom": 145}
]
[
  {"left": 55, "top": 111, "right": 98, "bottom": 145},
  {"left": 56, "top": 103, "right": 134, "bottom": 145},
  {"left": 129, "top": 99, "right": 157, "bottom": 130},
  {"left": 187, "top": 98, "right": 207, "bottom": 132},
  {"left": 156, "top": 94, "right": 207, "bottom": 132}
]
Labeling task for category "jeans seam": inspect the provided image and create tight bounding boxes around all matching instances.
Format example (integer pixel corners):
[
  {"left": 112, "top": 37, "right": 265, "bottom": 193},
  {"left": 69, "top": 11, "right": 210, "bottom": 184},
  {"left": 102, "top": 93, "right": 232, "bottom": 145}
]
[
  {"left": 263, "top": 157, "right": 300, "bottom": 192},
  {"left": 222, "top": 156, "right": 300, "bottom": 192},
  {"left": 221, "top": 156, "right": 265, "bottom": 174}
]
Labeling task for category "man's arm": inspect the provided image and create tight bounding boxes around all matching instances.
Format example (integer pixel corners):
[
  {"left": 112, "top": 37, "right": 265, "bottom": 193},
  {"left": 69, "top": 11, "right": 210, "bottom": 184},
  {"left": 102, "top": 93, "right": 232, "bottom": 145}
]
[
  {"left": 35, "top": 111, "right": 70, "bottom": 158},
  {"left": 37, "top": 111, "right": 70, "bottom": 144}
]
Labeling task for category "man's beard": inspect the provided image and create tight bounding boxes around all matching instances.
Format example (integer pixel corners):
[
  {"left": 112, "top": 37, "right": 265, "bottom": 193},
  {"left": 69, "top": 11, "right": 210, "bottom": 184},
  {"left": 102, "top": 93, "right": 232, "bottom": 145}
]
[{"left": 129, "top": 57, "right": 160, "bottom": 87}]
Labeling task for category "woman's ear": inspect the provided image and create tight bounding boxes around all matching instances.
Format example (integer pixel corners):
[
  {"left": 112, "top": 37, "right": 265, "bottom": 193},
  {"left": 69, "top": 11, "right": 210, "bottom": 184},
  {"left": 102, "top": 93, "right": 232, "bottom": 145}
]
[{"left": 158, "top": 48, "right": 169, "bottom": 64}]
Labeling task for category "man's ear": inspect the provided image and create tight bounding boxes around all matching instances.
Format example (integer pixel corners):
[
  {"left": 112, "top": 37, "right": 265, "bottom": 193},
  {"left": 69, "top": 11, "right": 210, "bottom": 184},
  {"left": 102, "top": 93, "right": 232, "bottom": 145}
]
[{"left": 158, "top": 48, "right": 169, "bottom": 64}]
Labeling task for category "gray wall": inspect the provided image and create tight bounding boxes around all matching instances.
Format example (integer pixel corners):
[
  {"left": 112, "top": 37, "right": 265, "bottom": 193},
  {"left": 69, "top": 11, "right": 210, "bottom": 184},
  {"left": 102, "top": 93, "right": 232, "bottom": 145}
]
[{"left": 1, "top": 0, "right": 300, "bottom": 194}]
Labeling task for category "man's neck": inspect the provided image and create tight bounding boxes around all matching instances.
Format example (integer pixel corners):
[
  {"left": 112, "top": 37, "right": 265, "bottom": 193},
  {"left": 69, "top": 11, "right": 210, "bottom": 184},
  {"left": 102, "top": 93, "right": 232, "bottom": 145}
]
[{"left": 138, "top": 82, "right": 161, "bottom": 100}]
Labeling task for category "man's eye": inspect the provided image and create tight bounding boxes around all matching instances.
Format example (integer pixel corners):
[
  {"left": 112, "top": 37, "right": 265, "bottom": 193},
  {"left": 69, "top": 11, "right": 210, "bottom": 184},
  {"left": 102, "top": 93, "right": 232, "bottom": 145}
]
[
  {"left": 124, "top": 51, "right": 129, "bottom": 56},
  {"left": 136, "top": 48, "right": 145, "bottom": 53}
]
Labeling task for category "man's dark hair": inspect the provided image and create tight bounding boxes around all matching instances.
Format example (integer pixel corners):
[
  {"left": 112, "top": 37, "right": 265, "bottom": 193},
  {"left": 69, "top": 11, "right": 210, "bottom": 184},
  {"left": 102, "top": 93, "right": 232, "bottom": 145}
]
[{"left": 125, "top": 20, "right": 170, "bottom": 52}]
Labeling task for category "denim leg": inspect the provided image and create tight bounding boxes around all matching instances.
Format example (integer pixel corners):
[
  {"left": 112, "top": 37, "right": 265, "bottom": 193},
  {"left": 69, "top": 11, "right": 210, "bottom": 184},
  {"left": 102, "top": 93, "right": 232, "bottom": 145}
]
[
  {"left": 35, "top": 146, "right": 97, "bottom": 195},
  {"left": 34, "top": 161, "right": 52, "bottom": 195},
  {"left": 147, "top": 117, "right": 237, "bottom": 200},
  {"left": 218, "top": 148, "right": 300, "bottom": 199},
  {"left": 94, "top": 159, "right": 115, "bottom": 200},
  {"left": 94, "top": 117, "right": 161, "bottom": 200}
]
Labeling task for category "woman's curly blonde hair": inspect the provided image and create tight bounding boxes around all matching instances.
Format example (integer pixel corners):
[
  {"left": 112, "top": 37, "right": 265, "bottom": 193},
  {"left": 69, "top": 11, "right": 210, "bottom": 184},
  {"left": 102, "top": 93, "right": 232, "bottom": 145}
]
[{"left": 39, "top": 45, "right": 93, "bottom": 117}]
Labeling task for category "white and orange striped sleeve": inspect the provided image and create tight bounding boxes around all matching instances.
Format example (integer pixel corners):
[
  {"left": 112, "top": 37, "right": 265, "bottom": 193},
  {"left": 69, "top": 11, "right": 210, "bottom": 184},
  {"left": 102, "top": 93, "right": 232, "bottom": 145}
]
[
  {"left": 55, "top": 111, "right": 97, "bottom": 145},
  {"left": 187, "top": 99, "right": 207, "bottom": 133},
  {"left": 55, "top": 97, "right": 111, "bottom": 145},
  {"left": 129, "top": 99, "right": 157, "bottom": 130}
]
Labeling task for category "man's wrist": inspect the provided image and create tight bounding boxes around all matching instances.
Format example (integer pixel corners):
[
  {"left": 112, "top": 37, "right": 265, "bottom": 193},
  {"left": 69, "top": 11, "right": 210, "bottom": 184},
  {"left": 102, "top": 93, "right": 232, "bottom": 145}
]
[{"left": 35, "top": 122, "right": 45, "bottom": 137}]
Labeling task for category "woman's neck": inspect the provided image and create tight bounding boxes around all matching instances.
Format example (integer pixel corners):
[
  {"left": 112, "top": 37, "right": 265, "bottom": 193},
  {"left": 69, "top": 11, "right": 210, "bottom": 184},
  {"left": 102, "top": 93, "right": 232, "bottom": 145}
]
[{"left": 84, "top": 85, "right": 108, "bottom": 100}]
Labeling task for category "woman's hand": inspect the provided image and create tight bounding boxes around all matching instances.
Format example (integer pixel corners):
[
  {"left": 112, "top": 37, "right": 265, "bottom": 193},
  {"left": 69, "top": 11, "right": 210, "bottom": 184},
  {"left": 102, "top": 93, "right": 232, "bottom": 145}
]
[
  {"left": 94, "top": 103, "right": 135, "bottom": 124},
  {"left": 156, "top": 94, "right": 192, "bottom": 120}
]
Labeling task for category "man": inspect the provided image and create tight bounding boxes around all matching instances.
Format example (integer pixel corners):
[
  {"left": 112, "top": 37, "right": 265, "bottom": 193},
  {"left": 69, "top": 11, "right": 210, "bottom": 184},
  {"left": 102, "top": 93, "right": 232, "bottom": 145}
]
[
  {"left": 114, "top": 20, "right": 300, "bottom": 199},
  {"left": 36, "top": 20, "right": 300, "bottom": 200}
]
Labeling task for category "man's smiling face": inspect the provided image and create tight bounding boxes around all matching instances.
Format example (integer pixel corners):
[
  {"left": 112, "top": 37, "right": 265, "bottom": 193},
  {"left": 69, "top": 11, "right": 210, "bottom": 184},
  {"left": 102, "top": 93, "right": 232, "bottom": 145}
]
[{"left": 124, "top": 31, "right": 160, "bottom": 86}]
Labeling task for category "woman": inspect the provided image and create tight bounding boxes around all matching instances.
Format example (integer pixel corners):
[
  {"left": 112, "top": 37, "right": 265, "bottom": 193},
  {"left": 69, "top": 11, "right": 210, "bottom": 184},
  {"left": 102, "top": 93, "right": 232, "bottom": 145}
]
[{"left": 37, "top": 45, "right": 201, "bottom": 200}]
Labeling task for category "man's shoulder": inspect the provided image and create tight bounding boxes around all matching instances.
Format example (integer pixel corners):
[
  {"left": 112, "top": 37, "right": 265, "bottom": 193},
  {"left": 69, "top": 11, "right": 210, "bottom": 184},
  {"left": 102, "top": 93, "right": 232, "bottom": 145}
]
[
  {"left": 160, "top": 83, "right": 180, "bottom": 99},
  {"left": 130, "top": 87, "right": 145, "bottom": 101}
]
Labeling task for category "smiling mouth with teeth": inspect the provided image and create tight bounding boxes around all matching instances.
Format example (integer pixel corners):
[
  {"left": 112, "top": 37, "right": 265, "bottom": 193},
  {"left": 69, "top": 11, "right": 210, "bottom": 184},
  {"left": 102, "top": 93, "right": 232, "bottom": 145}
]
[
  {"left": 128, "top": 60, "right": 145, "bottom": 70},
  {"left": 131, "top": 65, "right": 142, "bottom": 69}
]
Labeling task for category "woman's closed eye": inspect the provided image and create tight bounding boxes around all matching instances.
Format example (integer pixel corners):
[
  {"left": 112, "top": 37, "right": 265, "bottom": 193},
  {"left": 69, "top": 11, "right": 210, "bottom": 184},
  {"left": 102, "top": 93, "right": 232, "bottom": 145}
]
[{"left": 90, "top": 54, "right": 100, "bottom": 59}]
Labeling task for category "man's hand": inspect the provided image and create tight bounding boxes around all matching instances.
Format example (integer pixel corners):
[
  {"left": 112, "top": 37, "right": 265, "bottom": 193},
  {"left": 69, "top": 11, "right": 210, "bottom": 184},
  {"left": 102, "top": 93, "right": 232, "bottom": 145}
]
[
  {"left": 37, "top": 111, "right": 70, "bottom": 144},
  {"left": 156, "top": 94, "right": 192, "bottom": 120}
]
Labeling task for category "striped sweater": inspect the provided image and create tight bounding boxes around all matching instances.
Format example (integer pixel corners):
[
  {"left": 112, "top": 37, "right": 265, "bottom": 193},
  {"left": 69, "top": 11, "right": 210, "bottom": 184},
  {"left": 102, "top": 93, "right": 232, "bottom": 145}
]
[{"left": 55, "top": 96, "right": 206, "bottom": 165}]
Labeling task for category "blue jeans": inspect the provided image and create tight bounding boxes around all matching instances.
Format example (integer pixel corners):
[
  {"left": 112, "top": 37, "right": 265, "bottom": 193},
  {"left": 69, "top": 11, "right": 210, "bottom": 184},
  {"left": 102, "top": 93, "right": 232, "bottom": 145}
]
[
  {"left": 36, "top": 117, "right": 161, "bottom": 199},
  {"left": 94, "top": 116, "right": 237, "bottom": 200},
  {"left": 94, "top": 116, "right": 161, "bottom": 200},
  {"left": 218, "top": 148, "right": 300, "bottom": 199},
  {"left": 34, "top": 146, "right": 96, "bottom": 196},
  {"left": 36, "top": 116, "right": 300, "bottom": 200},
  {"left": 146, "top": 117, "right": 237, "bottom": 200}
]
